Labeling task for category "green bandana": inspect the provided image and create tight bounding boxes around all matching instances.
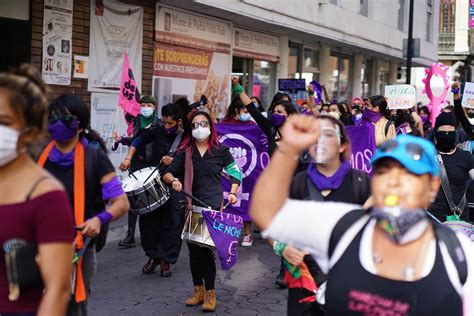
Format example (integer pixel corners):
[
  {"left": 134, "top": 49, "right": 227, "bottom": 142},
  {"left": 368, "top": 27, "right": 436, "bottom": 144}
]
[{"left": 139, "top": 113, "right": 155, "bottom": 129}]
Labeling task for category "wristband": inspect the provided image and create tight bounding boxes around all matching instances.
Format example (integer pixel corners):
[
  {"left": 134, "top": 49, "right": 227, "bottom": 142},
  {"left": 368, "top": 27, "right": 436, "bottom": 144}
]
[
  {"left": 96, "top": 210, "right": 113, "bottom": 226},
  {"left": 232, "top": 84, "right": 245, "bottom": 96},
  {"left": 228, "top": 192, "right": 237, "bottom": 197},
  {"left": 308, "top": 91, "right": 314, "bottom": 96},
  {"left": 452, "top": 87, "right": 460, "bottom": 94},
  {"left": 273, "top": 240, "right": 287, "bottom": 256}
]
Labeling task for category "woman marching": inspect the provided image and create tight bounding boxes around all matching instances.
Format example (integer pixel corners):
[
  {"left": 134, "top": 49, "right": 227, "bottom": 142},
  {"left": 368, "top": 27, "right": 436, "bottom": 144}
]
[
  {"left": 38, "top": 94, "right": 129, "bottom": 315},
  {"left": 0, "top": 65, "right": 74, "bottom": 316},
  {"left": 163, "top": 111, "right": 241, "bottom": 313},
  {"left": 361, "top": 95, "right": 396, "bottom": 146},
  {"left": 251, "top": 114, "right": 474, "bottom": 315}
]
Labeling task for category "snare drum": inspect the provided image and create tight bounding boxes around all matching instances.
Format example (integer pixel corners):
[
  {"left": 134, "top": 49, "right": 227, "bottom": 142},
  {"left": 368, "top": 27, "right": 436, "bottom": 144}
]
[
  {"left": 181, "top": 206, "right": 215, "bottom": 248},
  {"left": 121, "top": 167, "right": 170, "bottom": 215}
]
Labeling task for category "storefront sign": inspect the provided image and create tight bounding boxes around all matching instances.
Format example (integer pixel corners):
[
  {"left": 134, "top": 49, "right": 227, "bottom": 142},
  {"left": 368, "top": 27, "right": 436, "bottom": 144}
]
[
  {"left": 42, "top": 0, "right": 73, "bottom": 85},
  {"left": 385, "top": 84, "right": 416, "bottom": 109},
  {"left": 153, "top": 5, "right": 231, "bottom": 119},
  {"left": 88, "top": 0, "right": 143, "bottom": 92},
  {"left": 462, "top": 82, "right": 474, "bottom": 108},
  {"left": 233, "top": 27, "right": 279, "bottom": 62},
  {"left": 279, "top": 79, "right": 306, "bottom": 93}
]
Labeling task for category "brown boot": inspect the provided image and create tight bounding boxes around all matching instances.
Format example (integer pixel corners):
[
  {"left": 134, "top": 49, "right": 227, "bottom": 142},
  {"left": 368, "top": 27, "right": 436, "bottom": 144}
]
[
  {"left": 185, "top": 285, "right": 205, "bottom": 306},
  {"left": 202, "top": 289, "right": 216, "bottom": 312}
]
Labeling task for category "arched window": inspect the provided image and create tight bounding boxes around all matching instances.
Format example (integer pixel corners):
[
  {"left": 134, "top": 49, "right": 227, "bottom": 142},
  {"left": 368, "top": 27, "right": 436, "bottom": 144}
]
[
  {"left": 450, "top": 2, "right": 456, "bottom": 32},
  {"left": 442, "top": 2, "right": 448, "bottom": 33}
]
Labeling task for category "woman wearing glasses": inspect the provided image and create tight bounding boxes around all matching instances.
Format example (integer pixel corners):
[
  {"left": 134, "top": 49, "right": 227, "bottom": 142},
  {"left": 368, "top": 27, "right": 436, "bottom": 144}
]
[
  {"left": 251, "top": 114, "right": 474, "bottom": 315},
  {"left": 39, "top": 94, "right": 129, "bottom": 315},
  {"left": 163, "top": 111, "right": 241, "bottom": 313}
]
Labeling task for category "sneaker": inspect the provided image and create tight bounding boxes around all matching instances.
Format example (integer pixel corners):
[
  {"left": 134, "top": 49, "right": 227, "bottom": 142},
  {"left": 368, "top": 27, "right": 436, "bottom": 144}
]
[{"left": 241, "top": 234, "right": 253, "bottom": 247}]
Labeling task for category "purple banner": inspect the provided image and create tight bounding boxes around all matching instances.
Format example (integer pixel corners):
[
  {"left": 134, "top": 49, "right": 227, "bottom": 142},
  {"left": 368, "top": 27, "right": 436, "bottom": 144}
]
[
  {"left": 216, "top": 122, "right": 269, "bottom": 221},
  {"left": 346, "top": 125, "right": 376, "bottom": 174},
  {"left": 203, "top": 210, "right": 243, "bottom": 270},
  {"left": 310, "top": 80, "right": 323, "bottom": 105}
]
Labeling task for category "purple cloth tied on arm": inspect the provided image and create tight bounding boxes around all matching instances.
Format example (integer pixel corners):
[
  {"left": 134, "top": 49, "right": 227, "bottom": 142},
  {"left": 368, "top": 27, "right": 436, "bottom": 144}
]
[
  {"left": 96, "top": 210, "right": 113, "bottom": 226},
  {"left": 102, "top": 176, "right": 124, "bottom": 200}
]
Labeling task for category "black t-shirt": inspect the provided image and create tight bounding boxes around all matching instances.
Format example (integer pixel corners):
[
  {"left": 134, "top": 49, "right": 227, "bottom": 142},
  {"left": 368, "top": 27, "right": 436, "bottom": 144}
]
[
  {"left": 430, "top": 148, "right": 474, "bottom": 222},
  {"left": 166, "top": 144, "right": 239, "bottom": 210},
  {"left": 138, "top": 125, "right": 178, "bottom": 169},
  {"left": 44, "top": 148, "right": 115, "bottom": 220}
]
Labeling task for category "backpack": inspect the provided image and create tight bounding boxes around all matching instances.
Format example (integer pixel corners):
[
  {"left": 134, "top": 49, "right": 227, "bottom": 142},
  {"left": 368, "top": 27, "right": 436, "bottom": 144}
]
[
  {"left": 384, "top": 119, "right": 394, "bottom": 137},
  {"left": 328, "top": 210, "right": 468, "bottom": 286}
]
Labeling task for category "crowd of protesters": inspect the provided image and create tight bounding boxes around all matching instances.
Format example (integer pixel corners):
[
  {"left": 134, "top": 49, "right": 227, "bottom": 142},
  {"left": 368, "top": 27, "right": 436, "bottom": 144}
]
[{"left": 1, "top": 64, "right": 473, "bottom": 316}]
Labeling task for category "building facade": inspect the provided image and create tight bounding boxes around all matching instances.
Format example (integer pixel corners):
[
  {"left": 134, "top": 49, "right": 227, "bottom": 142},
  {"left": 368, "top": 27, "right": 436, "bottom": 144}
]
[{"left": 0, "top": 0, "right": 440, "bottom": 108}]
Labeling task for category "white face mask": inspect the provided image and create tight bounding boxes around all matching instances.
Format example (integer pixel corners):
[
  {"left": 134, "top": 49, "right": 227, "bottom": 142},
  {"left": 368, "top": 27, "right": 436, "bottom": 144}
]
[
  {"left": 328, "top": 111, "right": 341, "bottom": 119},
  {"left": 0, "top": 125, "right": 20, "bottom": 166},
  {"left": 355, "top": 113, "right": 363, "bottom": 120},
  {"left": 192, "top": 126, "right": 211, "bottom": 141}
]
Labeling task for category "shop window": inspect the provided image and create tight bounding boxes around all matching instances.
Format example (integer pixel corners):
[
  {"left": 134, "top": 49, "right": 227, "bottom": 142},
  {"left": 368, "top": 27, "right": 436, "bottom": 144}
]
[
  {"left": 361, "top": 59, "right": 372, "bottom": 98},
  {"left": 288, "top": 42, "right": 302, "bottom": 79},
  {"left": 328, "top": 54, "right": 352, "bottom": 102},
  {"left": 302, "top": 48, "right": 320, "bottom": 83}
]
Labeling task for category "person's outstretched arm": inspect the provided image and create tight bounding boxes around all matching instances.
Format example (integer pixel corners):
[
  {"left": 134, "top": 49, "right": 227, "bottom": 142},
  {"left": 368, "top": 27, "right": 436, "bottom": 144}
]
[
  {"left": 250, "top": 115, "right": 320, "bottom": 229},
  {"left": 452, "top": 82, "right": 473, "bottom": 138}
]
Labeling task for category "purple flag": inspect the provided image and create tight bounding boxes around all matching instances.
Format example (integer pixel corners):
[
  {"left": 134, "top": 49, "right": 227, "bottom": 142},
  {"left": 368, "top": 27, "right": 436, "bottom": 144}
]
[
  {"left": 216, "top": 122, "right": 269, "bottom": 221},
  {"left": 310, "top": 80, "right": 323, "bottom": 105},
  {"left": 202, "top": 210, "right": 243, "bottom": 270},
  {"left": 346, "top": 125, "right": 376, "bottom": 174}
]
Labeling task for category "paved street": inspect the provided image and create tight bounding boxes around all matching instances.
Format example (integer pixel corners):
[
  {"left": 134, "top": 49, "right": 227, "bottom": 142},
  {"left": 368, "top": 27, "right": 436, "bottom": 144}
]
[{"left": 88, "top": 218, "right": 287, "bottom": 315}]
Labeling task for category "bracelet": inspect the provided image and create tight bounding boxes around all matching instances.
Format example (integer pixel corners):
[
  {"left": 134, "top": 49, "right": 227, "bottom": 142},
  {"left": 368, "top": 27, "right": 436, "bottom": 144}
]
[
  {"left": 96, "top": 210, "right": 113, "bottom": 226},
  {"left": 277, "top": 146, "right": 300, "bottom": 161},
  {"left": 228, "top": 192, "right": 237, "bottom": 197},
  {"left": 232, "top": 84, "right": 245, "bottom": 96},
  {"left": 273, "top": 240, "right": 286, "bottom": 256}
]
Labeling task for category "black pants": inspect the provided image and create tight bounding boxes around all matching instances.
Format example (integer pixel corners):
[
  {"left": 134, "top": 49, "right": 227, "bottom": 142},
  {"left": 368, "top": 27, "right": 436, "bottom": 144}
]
[
  {"left": 187, "top": 242, "right": 216, "bottom": 290},
  {"left": 139, "top": 190, "right": 184, "bottom": 263}
]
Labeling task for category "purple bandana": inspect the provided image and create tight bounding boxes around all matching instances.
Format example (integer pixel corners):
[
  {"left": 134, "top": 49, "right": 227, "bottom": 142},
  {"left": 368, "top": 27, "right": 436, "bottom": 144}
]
[
  {"left": 270, "top": 113, "right": 286, "bottom": 127},
  {"left": 307, "top": 160, "right": 351, "bottom": 191},
  {"left": 47, "top": 119, "right": 79, "bottom": 142},
  {"left": 49, "top": 138, "right": 89, "bottom": 168},
  {"left": 165, "top": 126, "right": 178, "bottom": 135},
  {"left": 362, "top": 108, "right": 382, "bottom": 125},
  {"left": 202, "top": 210, "right": 243, "bottom": 270}
]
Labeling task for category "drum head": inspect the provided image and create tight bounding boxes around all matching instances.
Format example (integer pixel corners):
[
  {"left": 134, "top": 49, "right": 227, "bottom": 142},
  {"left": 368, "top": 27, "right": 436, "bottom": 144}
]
[{"left": 122, "top": 167, "right": 159, "bottom": 192}]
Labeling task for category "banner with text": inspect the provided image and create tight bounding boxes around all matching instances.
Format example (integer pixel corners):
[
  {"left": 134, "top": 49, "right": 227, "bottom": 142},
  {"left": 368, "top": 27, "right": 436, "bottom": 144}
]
[
  {"left": 89, "top": 0, "right": 143, "bottom": 92},
  {"left": 233, "top": 27, "right": 279, "bottom": 62},
  {"left": 346, "top": 125, "right": 376, "bottom": 174},
  {"left": 462, "top": 82, "right": 474, "bottom": 108},
  {"left": 153, "top": 5, "right": 231, "bottom": 118},
  {"left": 216, "top": 122, "right": 269, "bottom": 222},
  {"left": 90, "top": 92, "right": 127, "bottom": 175},
  {"left": 385, "top": 84, "right": 416, "bottom": 109},
  {"left": 42, "top": 0, "right": 73, "bottom": 85}
]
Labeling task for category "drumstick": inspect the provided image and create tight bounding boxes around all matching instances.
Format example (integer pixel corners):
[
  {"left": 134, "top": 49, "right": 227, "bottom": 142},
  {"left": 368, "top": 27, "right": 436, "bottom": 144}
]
[
  {"left": 222, "top": 201, "right": 231, "bottom": 210},
  {"left": 180, "top": 190, "right": 212, "bottom": 209},
  {"left": 142, "top": 162, "right": 163, "bottom": 184},
  {"left": 128, "top": 169, "right": 139, "bottom": 181}
]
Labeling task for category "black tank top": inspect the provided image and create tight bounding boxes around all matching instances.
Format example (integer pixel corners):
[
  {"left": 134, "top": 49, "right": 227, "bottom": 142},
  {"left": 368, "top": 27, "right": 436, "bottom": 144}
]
[{"left": 325, "top": 222, "right": 463, "bottom": 316}]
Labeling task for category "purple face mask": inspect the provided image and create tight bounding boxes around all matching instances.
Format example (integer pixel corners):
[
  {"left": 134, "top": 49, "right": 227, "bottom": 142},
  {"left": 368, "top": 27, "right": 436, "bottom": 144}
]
[
  {"left": 47, "top": 119, "right": 79, "bottom": 142},
  {"left": 421, "top": 116, "right": 428, "bottom": 124},
  {"left": 165, "top": 126, "right": 178, "bottom": 135},
  {"left": 270, "top": 113, "right": 286, "bottom": 127}
]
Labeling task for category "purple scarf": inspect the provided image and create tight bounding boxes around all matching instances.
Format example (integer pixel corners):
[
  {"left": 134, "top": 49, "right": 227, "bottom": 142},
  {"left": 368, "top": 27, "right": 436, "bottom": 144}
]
[
  {"left": 48, "top": 138, "right": 89, "bottom": 168},
  {"left": 362, "top": 108, "right": 382, "bottom": 125},
  {"left": 307, "top": 160, "right": 351, "bottom": 191}
]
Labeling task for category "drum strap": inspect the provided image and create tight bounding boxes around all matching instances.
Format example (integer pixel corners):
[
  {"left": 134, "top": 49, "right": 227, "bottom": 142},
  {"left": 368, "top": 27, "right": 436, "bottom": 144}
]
[
  {"left": 38, "top": 141, "right": 87, "bottom": 303},
  {"left": 168, "top": 130, "right": 184, "bottom": 157},
  {"left": 436, "top": 154, "right": 467, "bottom": 216},
  {"left": 184, "top": 147, "right": 194, "bottom": 213}
]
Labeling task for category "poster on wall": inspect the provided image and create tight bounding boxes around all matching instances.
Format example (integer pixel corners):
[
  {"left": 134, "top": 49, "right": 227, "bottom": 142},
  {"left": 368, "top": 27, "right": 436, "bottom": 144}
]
[
  {"left": 73, "top": 55, "right": 89, "bottom": 79},
  {"left": 42, "top": 0, "right": 73, "bottom": 85},
  {"left": 88, "top": 0, "right": 143, "bottom": 92},
  {"left": 153, "top": 5, "right": 232, "bottom": 118},
  {"left": 90, "top": 92, "right": 128, "bottom": 174}
]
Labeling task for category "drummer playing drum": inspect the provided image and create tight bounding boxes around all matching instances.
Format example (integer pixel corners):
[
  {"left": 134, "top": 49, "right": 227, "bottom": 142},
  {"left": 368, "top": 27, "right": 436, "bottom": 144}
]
[
  {"left": 163, "top": 111, "right": 241, "bottom": 313},
  {"left": 119, "top": 102, "right": 185, "bottom": 277}
]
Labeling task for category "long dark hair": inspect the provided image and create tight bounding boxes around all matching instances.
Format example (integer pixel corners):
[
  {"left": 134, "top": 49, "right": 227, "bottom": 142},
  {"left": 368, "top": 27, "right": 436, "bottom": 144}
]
[
  {"left": 178, "top": 111, "right": 220, "bottom": 154},
  {"left": 223, "top": 96, "right": 245, "bottom": 121},
  {"left": 48, "top": 94, "right": 108, "bottom": 153},
  {"left": 368, "top": 95, "right": 391, "bottom": 119}
]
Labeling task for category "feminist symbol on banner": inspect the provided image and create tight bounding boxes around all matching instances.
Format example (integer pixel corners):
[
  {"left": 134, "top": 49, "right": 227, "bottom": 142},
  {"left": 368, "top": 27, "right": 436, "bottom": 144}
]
[{"left": 422, "top": 63, "right": 450, "bottom": 125}]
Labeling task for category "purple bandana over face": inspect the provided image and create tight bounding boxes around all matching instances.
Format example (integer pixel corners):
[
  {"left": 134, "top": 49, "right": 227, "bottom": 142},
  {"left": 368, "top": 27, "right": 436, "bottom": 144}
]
[
  {"left": 49, "top": 138, "right": 88, "bottom": 168},
  {"left": 270, "top": 113, "right": 286, "bottom": 127},
  {"left": 307, "top": 160, "right": 351, "bottom": 191},
  {"left": 362, "top": 108, "right": 382, "bottom": 125},
  {"left": 165, "top": 126, "right": 178, "bottom": 135},
  {"left": 47, "top": 119, "right": 79, "bottom": 142},
  {"left": 202, "top": 210, "right": 243, "bottom": 270}
]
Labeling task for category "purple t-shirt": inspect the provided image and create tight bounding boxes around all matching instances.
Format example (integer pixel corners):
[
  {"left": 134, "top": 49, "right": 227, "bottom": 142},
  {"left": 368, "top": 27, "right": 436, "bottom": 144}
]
[{"left": 0, "top": 191, "right": 74, "bottom": 313}]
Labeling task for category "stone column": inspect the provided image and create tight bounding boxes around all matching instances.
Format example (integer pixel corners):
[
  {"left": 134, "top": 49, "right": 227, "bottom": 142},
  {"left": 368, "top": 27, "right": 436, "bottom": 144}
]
[
  {"left": 352, "top": 54, "right": 363, "bottom": 98},
  {"left": 389, "top": 60, "right": 398, "bottom": 84}
]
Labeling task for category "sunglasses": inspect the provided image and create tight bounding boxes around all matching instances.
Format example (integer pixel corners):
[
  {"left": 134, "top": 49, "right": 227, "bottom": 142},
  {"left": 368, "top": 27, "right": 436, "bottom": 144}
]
[
  {"left": 191, "top": 121, "right": 209, "bottom": 130},
  {"left": 379, "top": 140, "right": 424, "bottom": 162},
  {"left": 48, "top": 114, "right": 78, "bottom": 128}
]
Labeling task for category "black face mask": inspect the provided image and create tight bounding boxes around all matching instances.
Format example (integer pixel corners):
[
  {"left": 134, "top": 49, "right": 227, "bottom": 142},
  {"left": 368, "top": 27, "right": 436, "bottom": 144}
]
[{"left": 435, "top": 131, "right": 456, "bottom": 152}]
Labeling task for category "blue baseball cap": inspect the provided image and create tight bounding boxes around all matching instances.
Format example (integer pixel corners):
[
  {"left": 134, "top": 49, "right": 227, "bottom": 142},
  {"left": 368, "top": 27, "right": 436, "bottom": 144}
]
[{"left": 371, "top": 134, "right": 439, "bottom": 176}]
